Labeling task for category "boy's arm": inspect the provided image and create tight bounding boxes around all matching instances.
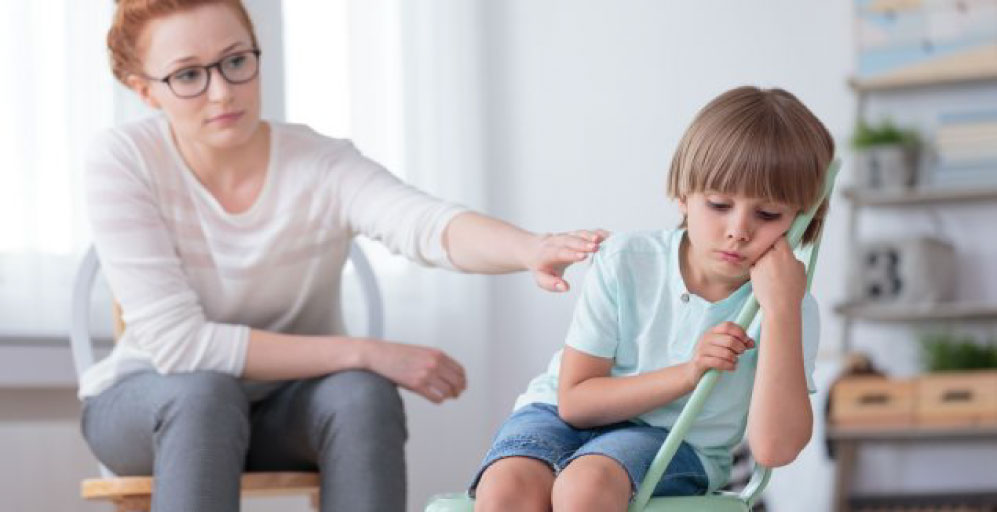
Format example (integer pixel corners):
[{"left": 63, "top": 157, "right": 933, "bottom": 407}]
[
  {"left": 557, "top": 347, "right": 696, "bottom": 429},
  {"left": 746, "top": 238, "right": 814, "bottom": 467},
  {"left": 746, "top": 307, "right": 812, "bottom": 467}
]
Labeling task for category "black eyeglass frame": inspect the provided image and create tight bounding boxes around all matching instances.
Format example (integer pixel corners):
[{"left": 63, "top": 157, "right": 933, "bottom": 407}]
[{"left": 142, "top": 49, "right": 262, "bottom": 99}]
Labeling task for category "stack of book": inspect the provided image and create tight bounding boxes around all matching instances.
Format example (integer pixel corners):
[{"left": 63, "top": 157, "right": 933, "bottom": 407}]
[
  {"left": 854, "top": 0, "right": 997, "bottom": 83},
  {"left": 932, "top": 111, "right": 997, "bottom": 187}
]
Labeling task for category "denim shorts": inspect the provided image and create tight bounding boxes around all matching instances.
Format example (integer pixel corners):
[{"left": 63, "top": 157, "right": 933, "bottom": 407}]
[{"left": 469, "top": 402, "right": 709, "bottom": 499}]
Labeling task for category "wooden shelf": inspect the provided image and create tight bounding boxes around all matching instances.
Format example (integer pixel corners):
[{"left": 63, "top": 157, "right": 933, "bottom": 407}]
[
  {"left": 850, "top": 491, "right": 997, "bottom": 508},
  {"left": 850, "top": 69, "right": 997, "bottom": 92},
  {"left": 849, "top": 44, "right": 997, "bottom": 92},
  {"left": 834, "top": 302, "right": 997, "bottom": 322},
  {"left": 828, "top": 424, "right": 997, "bottom": 442},
  {"left": 841, "top": 186, "right": 997, "bottom": 207}
]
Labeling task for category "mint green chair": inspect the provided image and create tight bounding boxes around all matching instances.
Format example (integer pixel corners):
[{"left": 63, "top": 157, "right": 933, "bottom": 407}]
[{"left": 426, "top": 160, "right": 840, "bottom": 512}]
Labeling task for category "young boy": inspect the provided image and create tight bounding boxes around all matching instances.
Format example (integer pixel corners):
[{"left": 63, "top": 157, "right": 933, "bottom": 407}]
[{"left": 470, "top": 86, "right": 833, "bottom": 512}]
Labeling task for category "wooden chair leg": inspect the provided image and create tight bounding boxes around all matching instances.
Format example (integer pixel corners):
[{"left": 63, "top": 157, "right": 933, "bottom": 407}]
[
  {"left": 113, "top": 495, "right": 151, "bottom": 512},
  {"left": 310, "top": 489, "right": 320, "bottom": 511}
]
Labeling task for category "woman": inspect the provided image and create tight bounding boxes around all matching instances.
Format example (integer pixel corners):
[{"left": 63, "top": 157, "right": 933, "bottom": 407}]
[{"left": 80, "top": 1, "right": 607, "bottom": 511}]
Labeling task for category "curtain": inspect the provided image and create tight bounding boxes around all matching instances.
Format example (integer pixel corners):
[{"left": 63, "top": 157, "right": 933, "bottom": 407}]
[
  {"left": 289, "top": 1, "right": 494, "bottom": 505},
  {"left": 0, "top": 1, "right": 115, "bottom": 339}
]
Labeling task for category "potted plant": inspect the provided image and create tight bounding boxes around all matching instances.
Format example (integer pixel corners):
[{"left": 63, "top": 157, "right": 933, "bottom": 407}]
[
  {"left": 919, "top": 332, "right": 997, "bottom": 372},
  {"left": 851, "top": 120, "right": 920, "bottom": 190}
]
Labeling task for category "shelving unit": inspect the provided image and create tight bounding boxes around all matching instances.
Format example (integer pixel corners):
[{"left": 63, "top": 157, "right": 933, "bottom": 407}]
[
  {"left": 835, "top": 302, "right": 997, "bottom": 323},
  {"left": 830, "top": 425, "right": 997, "bottom": 512},
  {"left": 834, "top": 166, "right": 997, "bottom": 512},
  {"left": 837, "top": 184, "right": 997, "bottom": 351},
  {"left": 850, "top": 492, "right": 997, "bottom": 511},
  {"left": 827, "top": 425, "right": 997, "bottom": 442},
  {"left": 847, "top": 43, "right": 997, "bottom": 92},
  {"left": 848, "top": 59, "right": 997, "bottom": 92},
  {"left": 833, "top": 14, "right": 997, "bottom": 509},
  {"left": 841, "top": 186, "right": 997, "bottom": 207}
]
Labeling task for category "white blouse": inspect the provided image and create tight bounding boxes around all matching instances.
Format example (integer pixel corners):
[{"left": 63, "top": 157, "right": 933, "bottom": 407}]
[{"left": 80, "top": 116, "right": 465, "bottom": 400}]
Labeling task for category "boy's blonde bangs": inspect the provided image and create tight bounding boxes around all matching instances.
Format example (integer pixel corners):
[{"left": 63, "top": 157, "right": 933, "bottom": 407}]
[{"left": 667, "top": 87, "right": 834, "bottom": 243}]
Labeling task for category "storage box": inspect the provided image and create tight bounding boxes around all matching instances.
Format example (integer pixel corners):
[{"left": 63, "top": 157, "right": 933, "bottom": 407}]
[
  {"left": 832, "top": 376, "right": 915, "bottom": 427},
  {"left": 848, "top": 237, "right": 956, "bottom": 304},
  {"left": 915, "top": 371, "right": 997, "bottom": 426}
]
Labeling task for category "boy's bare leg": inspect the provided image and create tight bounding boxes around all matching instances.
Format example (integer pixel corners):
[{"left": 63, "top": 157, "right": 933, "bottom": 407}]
[
  {"left": 552, "top": 454, "right": 631, "bottom": 512},
  {"left": 474, "top": 457, "right": 555, "bottom": 512}
]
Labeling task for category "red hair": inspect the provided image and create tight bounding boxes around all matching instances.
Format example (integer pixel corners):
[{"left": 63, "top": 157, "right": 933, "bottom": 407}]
[{"left": 107, "top": 0, "right": 258, "bottom": 84}]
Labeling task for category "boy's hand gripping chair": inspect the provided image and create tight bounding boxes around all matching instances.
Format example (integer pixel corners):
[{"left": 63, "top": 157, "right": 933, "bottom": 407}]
[{"left": 426, "top": 159, "right": 840, "bottom": 512}]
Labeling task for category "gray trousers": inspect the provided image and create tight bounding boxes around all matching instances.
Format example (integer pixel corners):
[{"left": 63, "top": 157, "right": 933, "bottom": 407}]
[{"left": 81, "top": 370, "right": 408, "bottom": 512}]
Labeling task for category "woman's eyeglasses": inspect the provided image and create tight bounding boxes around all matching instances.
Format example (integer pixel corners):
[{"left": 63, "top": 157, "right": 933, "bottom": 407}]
[{"left": 143, "top": 49, "right": 261, "bottom": 99}]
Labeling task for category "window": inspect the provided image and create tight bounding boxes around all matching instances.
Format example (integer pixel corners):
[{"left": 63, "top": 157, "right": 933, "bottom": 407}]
[
  {"left": 0, "top": 1, "right": 411, "bottom": 340},
  {"left": 283, "top": 0, "right": 353, "bottom": 140},
  {"left": 0, "top": 1, "right": 115, "bottom": 339},
  {"left": 283, "top": 0, "right": 411, "bottom": 282}
]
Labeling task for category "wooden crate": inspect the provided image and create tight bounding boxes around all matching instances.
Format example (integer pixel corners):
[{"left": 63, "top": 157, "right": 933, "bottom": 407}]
[
  {"left": 832, "top": 376, "right": 915, "bottom": 427},
  {"left": 915, "top": 371, "right": 997, "bottom": 427}
]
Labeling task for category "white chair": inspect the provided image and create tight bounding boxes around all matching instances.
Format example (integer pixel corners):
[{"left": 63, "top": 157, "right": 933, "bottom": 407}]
[{"left": 70, "top": 243, "right": 383, "bottom": 512}]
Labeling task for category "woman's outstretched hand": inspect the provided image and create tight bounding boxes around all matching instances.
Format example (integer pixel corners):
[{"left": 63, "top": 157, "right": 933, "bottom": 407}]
[
  {"left": 529, "top": 229, "right": 610, "bottom": 292},
  {"left": 362, "top": 339, "right": 467, "bottom": 404}
]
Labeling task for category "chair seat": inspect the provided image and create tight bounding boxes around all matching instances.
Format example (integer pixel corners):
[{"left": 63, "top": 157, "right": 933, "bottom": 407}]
[
  {"left": 81, "top": 471, "right": 320, "bottom": 500},
  {"left": 425, "top": 492, "right": 750, "bottom": 512}
]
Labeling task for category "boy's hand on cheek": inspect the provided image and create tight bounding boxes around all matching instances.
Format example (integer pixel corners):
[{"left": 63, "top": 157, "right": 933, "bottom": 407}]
[
  {"left": 750, "top": 237, "right": 806, "bottom": 312},
  {"left": 530, "top": 229, "right": 611, "bottom": 292}
]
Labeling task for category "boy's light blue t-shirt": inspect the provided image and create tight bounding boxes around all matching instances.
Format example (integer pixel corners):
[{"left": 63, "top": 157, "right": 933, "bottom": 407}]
[{"left": 514, "top": 229, "right": 820, "bottom": 492}]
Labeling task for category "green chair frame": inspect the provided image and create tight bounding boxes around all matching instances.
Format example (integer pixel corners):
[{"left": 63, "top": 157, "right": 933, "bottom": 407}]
[{"left": 426, "top": 159, "right": 840, "bottom": 512}]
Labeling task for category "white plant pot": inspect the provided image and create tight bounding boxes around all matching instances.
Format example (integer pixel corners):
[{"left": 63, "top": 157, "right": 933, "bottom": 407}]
[{"left": 853, "top": 145, "right": 917, "bottom": 190}]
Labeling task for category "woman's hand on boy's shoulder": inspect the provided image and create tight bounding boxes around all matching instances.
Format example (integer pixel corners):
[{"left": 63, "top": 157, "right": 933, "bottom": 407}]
[
  {"left": 750, "top": 237, "right": 806, "bottom": 312},
  {"left": 529, "top": 229, "right": 610, "bottom": 292}
]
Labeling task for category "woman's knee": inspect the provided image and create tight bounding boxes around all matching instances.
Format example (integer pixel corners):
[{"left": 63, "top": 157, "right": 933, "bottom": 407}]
[
  {"left": 82, "top": 371, "right": 250, "bottom": 475},
  {"left": 311, "top": 370, "right": 406, "bottom": 431},
  {"left": 159, "top": 372, "right": 249, "bottom": 434}
]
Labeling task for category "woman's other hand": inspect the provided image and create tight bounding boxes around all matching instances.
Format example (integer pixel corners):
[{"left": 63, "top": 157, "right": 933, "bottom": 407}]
[
  {"left": 362, "top": 339, "right": 467, "bottom": 404},
  {"left": 530, "top": 229, "right": 610, "bottom": 292}
]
